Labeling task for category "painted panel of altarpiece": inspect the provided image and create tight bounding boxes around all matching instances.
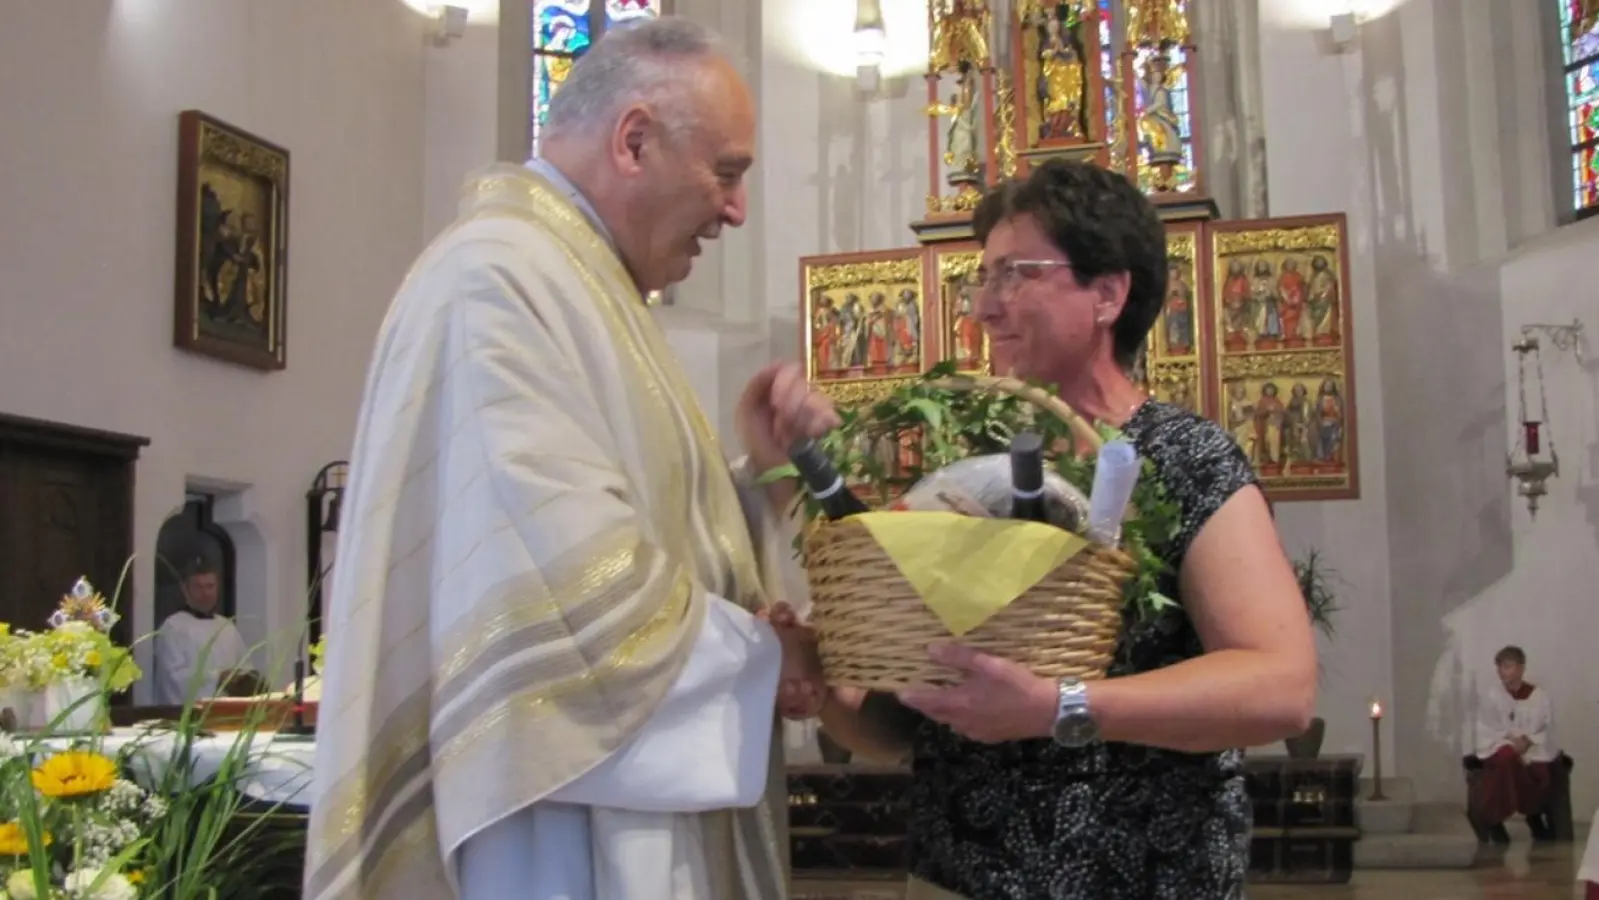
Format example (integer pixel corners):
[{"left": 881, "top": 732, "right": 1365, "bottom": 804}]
[{"left": 1207, "top": 214, "right": 1359, "bottom": 501}]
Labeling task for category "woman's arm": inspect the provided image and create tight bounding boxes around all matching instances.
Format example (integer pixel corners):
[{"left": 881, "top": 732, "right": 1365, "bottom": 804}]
[
  {"left": 1084, "top": 484, "right": 1317, "bottom": 752},
  {"left": 817, "top": 687, "right": 919, "bottom": 764}
]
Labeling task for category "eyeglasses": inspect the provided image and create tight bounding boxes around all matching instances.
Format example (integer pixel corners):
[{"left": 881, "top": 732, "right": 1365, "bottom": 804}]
[{"left": 972, "top": 259, "right": 1074, "bottom": 296}]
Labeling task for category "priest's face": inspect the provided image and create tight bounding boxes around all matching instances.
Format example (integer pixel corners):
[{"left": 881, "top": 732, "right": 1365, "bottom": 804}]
[
  {"left": 185, "top": 572, "right": 220, "bottom": 615},
  {"left": 629, "top": 58, "right": 755, "bottom": 291}
]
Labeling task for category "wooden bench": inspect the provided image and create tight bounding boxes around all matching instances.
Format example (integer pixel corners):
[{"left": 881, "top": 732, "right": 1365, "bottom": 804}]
[{"left": 1462, "top": 752, "right": 1575, "bottom": 842}]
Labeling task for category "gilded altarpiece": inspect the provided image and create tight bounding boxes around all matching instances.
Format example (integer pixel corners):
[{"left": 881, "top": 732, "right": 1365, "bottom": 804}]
[
  {"left": 794, "top": 1, "right": 1360, "bottom": 502},
  {"left": 801, "top": 249, "right": 932, "bottom": 407},
  {"left": 1143, "top": 223, "right": 1207, "bottom": 418},
  {"left": 1014, "top": 1, "right": 1110, "bottom": 166},
  {"left": 1120, "top": 0, "right": 1205, "bottom": 204},
  {"left": 801, "top": 250, "right": 936, "bottom": 487},
  {"left": 1208, "top": 215, "right": 1358, "bottom": 500},
  {"left": 924, "top": 1, "right": 1006, "bottom": 228},
  {"left": 933, "top": 243, "right": 992, "bottom": 374}
]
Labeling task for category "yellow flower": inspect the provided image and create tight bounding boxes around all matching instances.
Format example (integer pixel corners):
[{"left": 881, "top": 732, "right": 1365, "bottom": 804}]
[
  {"left": 84, "top": 649, "right": 101, "bottom": 668},
  {"left": 31, "top": 750, "right": 117, "bottom": 798},
  {"left": 0, "top": 820, "right": 49, "bottom": 856},
  {"left": 127, "top": 869, "right": 145, "bottom": 884}
]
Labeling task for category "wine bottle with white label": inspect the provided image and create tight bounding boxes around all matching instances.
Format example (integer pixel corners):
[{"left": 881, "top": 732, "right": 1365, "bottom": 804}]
[
  {"left": 1009, "top": 432, "right": 1049, "bottom": 523},
  {"left": 789, "top": 438, "right": 871, "bottom": 520}
]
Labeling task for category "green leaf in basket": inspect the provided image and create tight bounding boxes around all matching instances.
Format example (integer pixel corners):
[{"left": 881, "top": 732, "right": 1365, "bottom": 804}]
[
  {"left": 755, "top": 463, "right": 799, "bottom": 485},
  {"left": 904, "top": 398, "right": 945, "bottom": 431},
  {"left": 1145, "top": 591, "right": 1178, "bottom": 612}
]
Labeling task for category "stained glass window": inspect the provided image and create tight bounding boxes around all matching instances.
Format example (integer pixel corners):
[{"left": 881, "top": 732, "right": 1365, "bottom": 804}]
[
  {"left": 530, "top": 0, "right": 659, "bottom": 155},
  {"left": 1558, "top": 0, "right": 1599, "bottom": 217},
  {"left": 606, "top": 0, "right": 657, "bottom": 28}
]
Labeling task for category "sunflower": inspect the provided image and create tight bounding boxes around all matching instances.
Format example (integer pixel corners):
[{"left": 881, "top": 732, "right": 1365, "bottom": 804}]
[
  {"left": 31, "top": 750, "right": 117, "bottom": 799},
  {"left": 0, "top": 820, "right": 49, "bottom": 856}
]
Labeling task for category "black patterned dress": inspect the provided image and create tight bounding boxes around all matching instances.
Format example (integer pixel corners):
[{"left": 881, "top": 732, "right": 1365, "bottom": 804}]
[{"left": 906, "top": 399, "right": 1259, "bottom": 900}]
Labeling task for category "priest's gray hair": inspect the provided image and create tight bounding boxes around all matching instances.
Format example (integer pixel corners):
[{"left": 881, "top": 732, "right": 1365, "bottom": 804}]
[{"left": 543, "top": 17, "right": 727, "bottom": 143}]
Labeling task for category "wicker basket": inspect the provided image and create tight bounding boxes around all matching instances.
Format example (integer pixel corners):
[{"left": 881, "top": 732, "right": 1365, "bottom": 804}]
[{"left": 804, "top": 375, "right": 1138, "bottom": 690}]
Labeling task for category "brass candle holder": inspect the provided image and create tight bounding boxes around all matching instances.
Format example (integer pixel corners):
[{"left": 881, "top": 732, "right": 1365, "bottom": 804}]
[{"left": 1368, "top": 699, "right": 1387, "bottom": 801}]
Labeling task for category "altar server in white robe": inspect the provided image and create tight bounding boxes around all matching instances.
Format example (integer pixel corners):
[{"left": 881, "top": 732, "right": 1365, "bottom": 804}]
[
  {"left": 1468, "top": 644, "right": 1559, "bottom": 842},
  {"left": 155, "top": 562, "right": 252, "bottom": 704},
  {"left": 304, "top": 18, "right": 835, "bottom": 900}
]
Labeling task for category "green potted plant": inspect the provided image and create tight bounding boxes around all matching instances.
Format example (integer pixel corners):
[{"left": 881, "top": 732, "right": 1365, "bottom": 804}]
[{"left": 1283, "top": 548, "right": 1340, "bottom": 759}]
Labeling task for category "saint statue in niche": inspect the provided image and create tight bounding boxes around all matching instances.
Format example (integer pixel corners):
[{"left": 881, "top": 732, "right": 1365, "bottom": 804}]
[
  {"left": 929, "top": 0, "right": 991, "bottom": 73},
  {"left": 1283, "top": 382, "right": 1313, "bottom": 466},
  {"left": 893, "top": 289, "right": 922, "bottom": 369},
  {"left": 1307, "top": 255, "right": 1342, "bottom": 345},
  {"left": 1163, "top": 260, "right": 1193, "bottom": 355},
  {"left": 1033, "top": 5, "right": 1086, "bottom": 141},
  {"left": 1276, "top": 258, "right": 1307, "bottom": 347},
  {"left": 1136, "top": 53, "right": 1185, "bottom": 188},
  {"left": 1313, "top": 378, "right": 1345, "bottom": 470}
]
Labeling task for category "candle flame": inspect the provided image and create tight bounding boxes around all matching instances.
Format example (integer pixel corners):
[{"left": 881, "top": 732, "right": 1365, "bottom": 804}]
[{"left": 1370, "top": 699, "right": 1383, "bottom": 719}]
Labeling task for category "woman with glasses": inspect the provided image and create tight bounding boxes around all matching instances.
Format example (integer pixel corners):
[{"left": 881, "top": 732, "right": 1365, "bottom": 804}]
[{"left": 797, "top": 159, "right": 1317, "bottom": 900}]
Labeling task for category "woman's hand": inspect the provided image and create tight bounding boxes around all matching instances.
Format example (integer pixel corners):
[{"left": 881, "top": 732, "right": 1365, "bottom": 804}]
[
  {"left": 896, "top": 643, "right": 1057, "bottom": 743},
  {"left": 760, "top": 602, "right": 826, "bottom": 720}
]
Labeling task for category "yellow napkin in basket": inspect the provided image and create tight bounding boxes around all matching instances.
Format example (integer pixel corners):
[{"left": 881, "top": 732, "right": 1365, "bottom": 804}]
[{"left": 855, "top": 511, "right": 1089, "bottom": 636}]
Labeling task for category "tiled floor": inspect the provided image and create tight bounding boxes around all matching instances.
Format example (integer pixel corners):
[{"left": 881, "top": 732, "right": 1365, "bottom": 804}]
[
  {"left": 794, "top": 838, "right": 1592, "bottom": 900},
  {"left": 1254, "top": 840, "right": 1587, "bottom": 900}
]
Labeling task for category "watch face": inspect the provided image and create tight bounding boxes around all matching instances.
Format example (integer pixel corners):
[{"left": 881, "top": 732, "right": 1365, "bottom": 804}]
[{"left": 1052, "top": 709, "right": 1096, "bottom": 747}]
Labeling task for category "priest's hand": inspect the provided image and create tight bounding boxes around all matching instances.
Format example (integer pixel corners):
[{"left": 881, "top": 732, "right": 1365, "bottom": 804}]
[
  {"left": 736, "top": 361, "right": 840, "bottom": 476},
  {"left": 760, "top": 602, "right": 825, "bottom": 720},
  {"left": 895, "top": 643, "right": 1057, "bottom": 743}
]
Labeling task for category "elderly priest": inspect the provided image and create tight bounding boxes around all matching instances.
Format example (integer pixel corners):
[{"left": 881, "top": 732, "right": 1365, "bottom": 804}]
[{"left": 304, "top": 17, "right": 834, "bottom": 900}]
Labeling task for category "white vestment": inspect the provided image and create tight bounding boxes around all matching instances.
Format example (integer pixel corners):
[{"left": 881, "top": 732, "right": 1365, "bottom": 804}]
[
  {"left": 304, "top": 163, "right": 794, "bottom": 900},
  {"left": 153, "top": 610, "right": 249, "bottom": 705},
  {"left": 1473, "top": 682, "right": 1557, "bottom": 763}
]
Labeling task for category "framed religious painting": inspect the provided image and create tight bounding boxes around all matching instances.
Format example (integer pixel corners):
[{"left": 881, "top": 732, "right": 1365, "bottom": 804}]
[
  {"left": 173, "top": 111, "right": 289, "bottom": 371},
  {"left": 1139, "top": 222, "right": 1209, "bottom": 417},
  {"left": 931, "top": 242, "right": 991, "bottom": 374},
  {"left": 799, "top": 249, "right": 932, "bottom": 408},
  {"left": 1206, "top": 214, "right": 1359, "bottom": 501}
]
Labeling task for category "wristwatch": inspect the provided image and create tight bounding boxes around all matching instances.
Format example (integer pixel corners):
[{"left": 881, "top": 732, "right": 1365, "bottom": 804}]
[{"left": 1051, "top": 676, "right": 1098, "bottom": 747}]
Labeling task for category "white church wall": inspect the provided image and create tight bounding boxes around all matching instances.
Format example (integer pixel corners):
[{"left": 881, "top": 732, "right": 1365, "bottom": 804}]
[
  {"left": 1254, "top": 0, "right": 1399, "bottom": 776},
  {"left": 423, "top": 19, "right": 500, "bottom": 242},
  {"left": 1260, "top": 0, "right": 1599, "bottom": 818},
  {"left": 1483, "top": 223, "right": 1599, "bottom": 820},
  {"left": 0, "top": 0, "right": 429, "bottom": 698},
  {"left": 759, "top": 0, "right": 934, "bottom": 383}
]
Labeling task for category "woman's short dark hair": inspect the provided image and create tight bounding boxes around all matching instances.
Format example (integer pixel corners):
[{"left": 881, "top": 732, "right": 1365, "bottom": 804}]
[{"left": 972, "top": 159, "right": 1167, "bottom": 369}]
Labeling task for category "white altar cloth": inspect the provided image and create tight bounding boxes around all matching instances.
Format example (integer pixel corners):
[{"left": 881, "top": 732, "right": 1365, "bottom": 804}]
[{"left": 30, "top": 726, "right": 315, "bottom": 808}]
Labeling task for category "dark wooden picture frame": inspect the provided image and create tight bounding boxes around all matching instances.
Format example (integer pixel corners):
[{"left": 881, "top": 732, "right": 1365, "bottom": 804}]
[{"left": 173, "top": 110, "right": 290, "bottom": 371}]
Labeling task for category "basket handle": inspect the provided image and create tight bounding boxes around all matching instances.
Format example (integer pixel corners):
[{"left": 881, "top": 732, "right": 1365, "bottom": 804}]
[{"left": 927, "top": 374, "right": 1105, "bottom": 453}]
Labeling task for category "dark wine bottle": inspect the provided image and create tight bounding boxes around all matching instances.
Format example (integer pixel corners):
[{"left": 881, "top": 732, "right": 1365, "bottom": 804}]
[
  {"left": 1009, "top": 431, "right": 1049, "bottom": 523},
  {"left": 789, "top": 438, "right": 871, "bottom": 520}
]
